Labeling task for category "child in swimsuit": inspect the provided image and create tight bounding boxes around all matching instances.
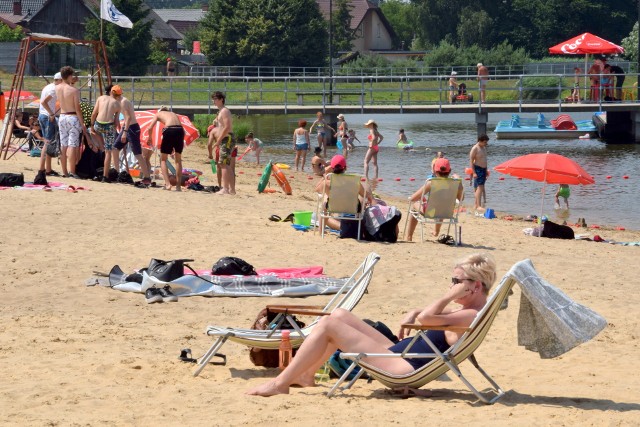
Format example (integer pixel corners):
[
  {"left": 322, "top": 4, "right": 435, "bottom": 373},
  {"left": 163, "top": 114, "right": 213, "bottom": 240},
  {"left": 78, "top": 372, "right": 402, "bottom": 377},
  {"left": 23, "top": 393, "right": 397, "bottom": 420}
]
[
  {"left": 364, "top": 119, "right": 383, "bottom": 179},
  {"left": 309, "top": 112, "right": 335, "bottom": 157},
  {"left": 555, "top": 184, "right": 570, "bottom": 209},
  {"left": 346, "top": 129, "right": 359, "bottom": 151}
]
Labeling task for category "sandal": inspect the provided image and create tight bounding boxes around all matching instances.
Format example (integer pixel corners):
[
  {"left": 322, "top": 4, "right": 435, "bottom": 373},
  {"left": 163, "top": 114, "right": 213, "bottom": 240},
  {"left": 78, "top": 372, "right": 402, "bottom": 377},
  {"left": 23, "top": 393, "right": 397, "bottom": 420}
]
[
  {"left": 282, "top": 213, "right": 294, "bottom": 222},
  {"left": 269, "top": 214, "right": 282, "bottom": 222},
  {"left": 179, "top": 348, "right": 226, "bottom": 366}
]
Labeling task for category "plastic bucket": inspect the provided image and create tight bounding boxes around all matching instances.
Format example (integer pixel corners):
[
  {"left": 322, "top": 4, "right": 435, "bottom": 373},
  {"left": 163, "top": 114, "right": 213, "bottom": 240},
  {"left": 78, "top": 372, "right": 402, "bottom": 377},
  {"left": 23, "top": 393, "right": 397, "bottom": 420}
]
[{"left": 293, "top": 211, "right": 313, "bottom": 226}]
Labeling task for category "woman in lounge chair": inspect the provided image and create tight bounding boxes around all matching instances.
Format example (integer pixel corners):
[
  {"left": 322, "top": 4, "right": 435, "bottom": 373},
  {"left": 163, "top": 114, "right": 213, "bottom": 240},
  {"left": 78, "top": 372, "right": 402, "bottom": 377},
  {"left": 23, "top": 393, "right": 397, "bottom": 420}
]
[{"left": 247, "top": 252, "right": 496, "bottom": 397}]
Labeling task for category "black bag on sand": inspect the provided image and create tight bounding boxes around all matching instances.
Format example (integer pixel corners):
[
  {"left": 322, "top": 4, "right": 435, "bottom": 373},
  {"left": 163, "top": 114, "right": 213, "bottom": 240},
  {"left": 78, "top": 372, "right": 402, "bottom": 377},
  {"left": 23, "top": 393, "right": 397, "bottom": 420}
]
[
  {"left": 33, "top": 170, "right": 48, "bottom": 186},
  {"left": 0, "top": 172, "right": 25, "bottom": 187},
  {"left": 211, "top": 256, "right": 257, "bottom": 276},
  {"left": 147, "top": 258, "right": 195, "bottom": 282},
  {"left": 76, "top": 143, "right": 105, "bottom": 179},
  {"left": 363, "top": 211, "right": 402, "bottom": 243},
  {"left": 117, "top": 170, "right": 134, "bottom": 184},
  {"left": 541, "top": 220, "right": 575, "bottom": 240}
]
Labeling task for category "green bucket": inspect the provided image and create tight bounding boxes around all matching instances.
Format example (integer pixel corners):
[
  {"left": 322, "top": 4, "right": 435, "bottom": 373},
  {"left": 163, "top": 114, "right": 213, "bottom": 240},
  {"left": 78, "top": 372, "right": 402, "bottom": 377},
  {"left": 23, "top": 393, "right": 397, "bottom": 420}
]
[{"left": 293, "top": 211, "right": 313, "bottom": 226}]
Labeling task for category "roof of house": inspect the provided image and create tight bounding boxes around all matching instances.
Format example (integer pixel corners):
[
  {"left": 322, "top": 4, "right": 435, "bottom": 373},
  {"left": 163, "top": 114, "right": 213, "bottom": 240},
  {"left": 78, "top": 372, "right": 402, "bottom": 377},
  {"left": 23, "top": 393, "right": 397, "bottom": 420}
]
[
  {"left": 316, "top": 0, "right": 393, "bottom": 33},
  {"left": 0, "top": 0, "right": 46, "bottom": 17},
  {"left": 0, "top": 13, "right": 24, "bottom": 27},
  {"left": 154, "top": 8, "right": 206, "bottom": 22}
]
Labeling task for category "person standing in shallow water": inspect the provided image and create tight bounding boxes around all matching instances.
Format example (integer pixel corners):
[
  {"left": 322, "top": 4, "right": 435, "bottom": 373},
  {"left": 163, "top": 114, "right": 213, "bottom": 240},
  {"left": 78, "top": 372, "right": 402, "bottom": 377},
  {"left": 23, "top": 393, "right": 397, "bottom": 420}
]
[{"left": 363, "top": 119, "right": 383, "bottom": 179}]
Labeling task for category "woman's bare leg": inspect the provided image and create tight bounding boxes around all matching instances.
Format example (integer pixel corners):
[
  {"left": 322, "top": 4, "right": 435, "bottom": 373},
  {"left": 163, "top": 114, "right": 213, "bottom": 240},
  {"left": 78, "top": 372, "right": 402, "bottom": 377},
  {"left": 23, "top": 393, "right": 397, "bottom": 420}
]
[
  {"left": 364, "top": 149, "right": 373, "bottom": 178},
  {"left": 372, "top": 152, "right": 379, "bottom": 178}
]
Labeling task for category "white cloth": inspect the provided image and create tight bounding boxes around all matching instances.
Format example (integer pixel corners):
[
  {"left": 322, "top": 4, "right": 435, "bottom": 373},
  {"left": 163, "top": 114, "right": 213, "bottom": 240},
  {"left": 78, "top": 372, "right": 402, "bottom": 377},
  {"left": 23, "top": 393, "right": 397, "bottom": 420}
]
[
  {"left": 39, "top": 83, "right": 56, "bottom": 116},
  {"left": 101, "top": 0, "right": 133, "bottom": 28}
]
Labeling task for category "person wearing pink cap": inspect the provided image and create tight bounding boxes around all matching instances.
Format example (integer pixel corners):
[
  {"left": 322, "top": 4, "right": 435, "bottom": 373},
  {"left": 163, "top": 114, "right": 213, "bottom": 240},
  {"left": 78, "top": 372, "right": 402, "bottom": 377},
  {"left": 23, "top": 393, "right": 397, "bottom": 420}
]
[
  {"left": 315, "top": 154, "right": 372, "bottom": 231},
  {"left": 405, "top": 157, "right": 464, "bottom": 242}
]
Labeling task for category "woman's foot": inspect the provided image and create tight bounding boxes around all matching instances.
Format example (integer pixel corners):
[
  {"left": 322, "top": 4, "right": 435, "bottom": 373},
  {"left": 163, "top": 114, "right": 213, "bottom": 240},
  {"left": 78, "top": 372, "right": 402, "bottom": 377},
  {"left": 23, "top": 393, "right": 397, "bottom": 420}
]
[{"left": 246, "top": 381, "right": 289, "bottom": 397}]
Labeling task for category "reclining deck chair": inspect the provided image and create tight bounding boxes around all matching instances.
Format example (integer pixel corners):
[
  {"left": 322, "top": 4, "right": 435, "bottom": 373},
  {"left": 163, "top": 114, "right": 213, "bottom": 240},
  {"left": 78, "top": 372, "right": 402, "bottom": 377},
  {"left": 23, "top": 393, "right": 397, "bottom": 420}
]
[
  {"left": 193, "top": 252, "right": 380, "bottom": 376},
  {"left": 327, "top": 259, "right": 536, "bottom": 403},
  {"left": 403, "top": 178, "right": 462, "bottom": 244},
  {"left": 316, "top": 173, "right": 365, "bottom": 240}
]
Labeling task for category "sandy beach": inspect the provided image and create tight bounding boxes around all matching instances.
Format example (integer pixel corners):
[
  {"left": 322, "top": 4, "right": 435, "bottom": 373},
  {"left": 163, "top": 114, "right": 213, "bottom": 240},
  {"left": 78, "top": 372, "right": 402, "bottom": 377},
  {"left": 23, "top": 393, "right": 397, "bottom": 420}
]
[{"left": 1, "top": 143, "right": 639, "bottom": 426}]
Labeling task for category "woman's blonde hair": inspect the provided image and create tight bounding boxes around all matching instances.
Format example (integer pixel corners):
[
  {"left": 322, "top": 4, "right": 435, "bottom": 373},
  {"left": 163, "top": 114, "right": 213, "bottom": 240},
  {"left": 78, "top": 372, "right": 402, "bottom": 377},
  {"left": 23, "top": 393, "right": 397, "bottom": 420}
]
[{"left": 455, "top": 253, "right": 496, "bottom": 292}]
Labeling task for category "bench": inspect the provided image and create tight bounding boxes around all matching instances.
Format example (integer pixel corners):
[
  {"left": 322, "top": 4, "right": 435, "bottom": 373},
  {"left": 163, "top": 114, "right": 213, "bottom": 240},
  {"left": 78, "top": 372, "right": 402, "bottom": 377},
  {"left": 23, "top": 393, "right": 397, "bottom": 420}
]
[{"left": 295, "top": 91, "right": 364, "bottom": 106}]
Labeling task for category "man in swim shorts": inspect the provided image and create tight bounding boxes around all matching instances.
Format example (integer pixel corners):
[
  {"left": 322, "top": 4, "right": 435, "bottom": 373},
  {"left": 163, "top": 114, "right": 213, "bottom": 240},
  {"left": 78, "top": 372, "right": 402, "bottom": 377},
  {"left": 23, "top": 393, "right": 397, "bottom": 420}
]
[
  {"left": 477, "top": 63, "right": 489, "bottom": 103},
  {"left": 114, "top": 90, "right": 152, "bottom": 185},
  {"left": 55, "top": 66, "right": 88, "bottom": 178},
  {"left": 469, "top": 134, "right": 489, "bottom": 211},
  {"left": 208, "top": 91, "right": 235, "bottom": 194},
  {"left": 144, "top": 106, "right": 185, "bottom": 191},
  {"left": 90, "top": 84, "right": 122, "bottom": 182}
]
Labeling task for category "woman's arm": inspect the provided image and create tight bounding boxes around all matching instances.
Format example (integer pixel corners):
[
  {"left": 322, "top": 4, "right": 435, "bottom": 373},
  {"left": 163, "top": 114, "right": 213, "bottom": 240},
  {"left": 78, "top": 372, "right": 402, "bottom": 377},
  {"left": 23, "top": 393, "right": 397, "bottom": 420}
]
[
  {"left": 408, "top": 181, "right": 430, "bottom": 202},
  {"left": 415, "top": 282, "right": 478, "bottom": 327}
]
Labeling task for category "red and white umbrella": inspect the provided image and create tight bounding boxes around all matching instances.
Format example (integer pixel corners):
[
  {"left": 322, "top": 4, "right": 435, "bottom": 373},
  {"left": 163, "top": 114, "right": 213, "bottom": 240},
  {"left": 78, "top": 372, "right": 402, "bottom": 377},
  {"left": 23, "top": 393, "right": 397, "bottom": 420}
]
[
  {"left": 129, "top": 110, "right": 200, "bottom": 150},
  {"left": 4, "top": 90, "right": 37, "bottom": 101},
  {"left": 548, "top": 33, "right": 624, "bottom": 55}
]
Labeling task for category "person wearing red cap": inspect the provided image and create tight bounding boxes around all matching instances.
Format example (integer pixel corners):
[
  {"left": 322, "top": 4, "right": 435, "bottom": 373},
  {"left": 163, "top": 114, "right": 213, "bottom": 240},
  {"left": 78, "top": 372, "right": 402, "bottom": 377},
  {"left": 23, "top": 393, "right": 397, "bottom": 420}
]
[
  {"left": 405, "top": 157, "right": 464, "bottom": 242},
  {"left": 166, "top": 57, "right": 176, "bottom": 77},
  {"left": 315, "top": 154, "right": 372, "bottom": 231}
]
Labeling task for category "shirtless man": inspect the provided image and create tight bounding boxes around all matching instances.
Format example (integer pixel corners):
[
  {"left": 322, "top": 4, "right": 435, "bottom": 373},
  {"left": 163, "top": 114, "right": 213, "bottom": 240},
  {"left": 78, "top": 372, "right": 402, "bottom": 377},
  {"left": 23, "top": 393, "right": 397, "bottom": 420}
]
[
  {"left": 90, "top": 84, "right": 122, "bottom": 182},
  {"left": 208, "top": 91, "right": 235, "bottom": 194},
  {"left": 55, "top": 66, "right": 88, "bottom": 178},
  {"left": 469, "top": 134, "right": 489, "bottom": 211},
  {"left": 144, "top": 106, "right": 184, "bottom": 191},
  {"left": 477, "top": 63, "right": 489, "bottom": 103},
  {"left": 114, "top": 91, "right": 152, "bottom": 185}
]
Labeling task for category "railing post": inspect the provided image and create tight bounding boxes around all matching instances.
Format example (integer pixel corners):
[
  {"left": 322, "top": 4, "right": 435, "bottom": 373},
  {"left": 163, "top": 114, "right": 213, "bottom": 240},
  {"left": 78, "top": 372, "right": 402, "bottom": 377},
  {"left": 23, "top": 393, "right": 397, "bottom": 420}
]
[
  {"left": 151, "top": 76, "right": 155, "bottom": 104},
  {"left": 360, "top": 76, "right": 364, "bottom": 114},
  {"left": 399, "top": 77, "right": 403, "bottom": 113},
  {"left": 169, "top": 77, "right": 173, "bottom": 109},
  {"left": 188, "top": 76, "right": 191, "bottom": 105},
  {"left": 208, "top": 77, "right": 212, "bottom": 114},
  {"left": 284, "top": 77, "right": 288, "bottom": 114},
  {"left": 557, "top": 75, "right": 562, "bottom": 111},
  {"left": 518, "top": 75, "right": 523, "bottom": 112},
  {"left": 246, "top": 77, "right": 249, "bottom": 115},
  {"left": 438, "top": 75, "right": 442, "bottom": 112}
]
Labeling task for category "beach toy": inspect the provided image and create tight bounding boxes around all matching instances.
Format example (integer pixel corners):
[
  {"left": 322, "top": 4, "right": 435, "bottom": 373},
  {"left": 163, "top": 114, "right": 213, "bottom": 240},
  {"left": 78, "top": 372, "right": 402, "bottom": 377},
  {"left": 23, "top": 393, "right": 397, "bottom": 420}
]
[
  {"left": 616, "top": 226, "right": 626, "bottom": 231},
  {"left": 394, "top": 177, "right": 401, "bottom": 181},
  {"left": 129, "top": 169, "right": 141, "bottom": 178},
  {"left": 409, "top": 178, "right": 415, "bottom": 181},
  {"left": 293, "top": 211, "right": 313, "bottom": 227},
  {"left": 271, "top": 163, "right": 292, "bottom": 195},
  {"left": 263, "top": 188, "right": 276, "bottom": 193},
  {"left": 465, "top": 167, "right": 472, "bottom": 175},
  {"left": 484, "top": 209, "right": 496, "bottom": 219},
  {"left": 275, "top": 163, "right": 290, "bottom": 169},
  {"left": 257, "top": 162, "right": 273, "bottom": 193}
]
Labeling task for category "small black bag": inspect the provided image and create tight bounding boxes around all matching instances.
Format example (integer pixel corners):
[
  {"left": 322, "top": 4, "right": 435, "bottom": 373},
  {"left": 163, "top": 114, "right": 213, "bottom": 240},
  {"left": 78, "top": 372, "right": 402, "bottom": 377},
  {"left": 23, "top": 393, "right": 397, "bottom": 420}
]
[
  {"left": 211, "top": 256, "right": 257, "bottom": 276},
  {"left": 46, "top": 138, "right": 60, "bottom": 158},
  {"left": 33, "top": 170, "right": 48, "bottom": 186},
  {"left": 0, "top": 172, "right": 25, "bottom": 187},
  {"left": 147, "top": 258, "right": 195, "bottom": 282}
]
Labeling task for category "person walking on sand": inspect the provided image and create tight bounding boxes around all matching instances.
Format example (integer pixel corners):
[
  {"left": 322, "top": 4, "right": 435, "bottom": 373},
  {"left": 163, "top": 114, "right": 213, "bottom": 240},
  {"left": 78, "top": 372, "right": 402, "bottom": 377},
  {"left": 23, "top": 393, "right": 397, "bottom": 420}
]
[
  {"left": 55, "top": 66, "right": 88, "bottom": 178},
  {"left": 90, "top": 84, "right": 122, "bottom": 183},
  {"left": 364, "top": 119, "right": 383, "bottom": 179},
  {"left": 309, "top": 112, "right": 335, "bottom": 158},
  {"left": 293, "top": 119, "right": 310, "bottom": 171},
  {"left": 144, "top": 107, "right": 184, "bottom": 191},
  {"left": 469, "top": 134, "right": 489, "bottom": 211},
  {"left": 208, "top": 91, "right": 235, "bottom": 194},
  {"left": 477, "top": 63, "right": 489, "bottom": 103},
  {"left": 114, "top": 89, "right": 152, "bottom": 185}
]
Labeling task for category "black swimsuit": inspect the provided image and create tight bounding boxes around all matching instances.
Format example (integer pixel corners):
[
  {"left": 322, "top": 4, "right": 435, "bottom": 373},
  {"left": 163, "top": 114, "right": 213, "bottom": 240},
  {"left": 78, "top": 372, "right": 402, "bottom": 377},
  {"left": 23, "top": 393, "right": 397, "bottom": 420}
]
[{"left": 388, "top": 330, "right": 450, "bottom": 370}]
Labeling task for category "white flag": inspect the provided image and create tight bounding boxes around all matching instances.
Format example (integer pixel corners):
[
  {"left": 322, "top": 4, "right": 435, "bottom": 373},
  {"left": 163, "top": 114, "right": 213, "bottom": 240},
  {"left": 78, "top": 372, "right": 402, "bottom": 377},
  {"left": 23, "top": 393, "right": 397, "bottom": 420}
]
[{"left": 101, "top": 0, "right": 133, "bottom": 29}]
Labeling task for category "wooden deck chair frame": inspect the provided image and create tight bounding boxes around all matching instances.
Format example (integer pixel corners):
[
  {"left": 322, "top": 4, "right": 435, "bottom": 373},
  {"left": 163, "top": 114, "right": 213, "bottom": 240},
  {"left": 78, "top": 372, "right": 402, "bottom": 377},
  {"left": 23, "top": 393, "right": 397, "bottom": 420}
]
[
  {"left": 316, "top": 173, "right": 364, "bottom": 240},
  {"left": 193, "top": 252, "right": 381, "bottom": 376},
  {"left": 326, "top": 259, "right": 531, "bottom": 404},
  {"left": 403, "top": 178, "right": 461, "bottom": 244}
]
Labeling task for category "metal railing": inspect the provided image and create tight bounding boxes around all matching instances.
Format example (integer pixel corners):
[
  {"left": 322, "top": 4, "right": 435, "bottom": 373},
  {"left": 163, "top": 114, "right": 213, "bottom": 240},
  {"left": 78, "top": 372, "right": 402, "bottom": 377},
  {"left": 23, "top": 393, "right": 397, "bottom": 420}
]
[{"left": 12, "top": 72, "right": 638, "bottom": 113}]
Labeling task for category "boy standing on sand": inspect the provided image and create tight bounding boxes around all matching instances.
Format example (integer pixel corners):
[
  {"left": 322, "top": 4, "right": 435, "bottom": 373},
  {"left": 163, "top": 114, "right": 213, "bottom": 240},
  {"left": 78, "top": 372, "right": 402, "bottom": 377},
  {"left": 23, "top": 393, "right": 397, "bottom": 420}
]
[
  {"left": 208, "top": 91, "right": 235, "bottom": 194},
  {"left": 469, "top": 134, "right": 489, "bottom": 211},
  {"left": 144, "top": 107, "right": 185, "bottom": 191},
  {"left": 90, "top": 84, "right": 122, "bottom": 182},
  {"left": 114, "top": 90, "right": 152, "bottom": 185},
  {"left": 55, "top": 66, "right": 88, "bottom": 178}
]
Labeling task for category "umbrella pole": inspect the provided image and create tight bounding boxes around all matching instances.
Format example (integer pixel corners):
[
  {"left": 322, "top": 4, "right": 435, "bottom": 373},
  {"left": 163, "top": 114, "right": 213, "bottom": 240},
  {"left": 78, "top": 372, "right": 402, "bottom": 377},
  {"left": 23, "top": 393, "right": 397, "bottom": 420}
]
[{"left": 584, "top": 54, "right": 588, "bottom": 102}]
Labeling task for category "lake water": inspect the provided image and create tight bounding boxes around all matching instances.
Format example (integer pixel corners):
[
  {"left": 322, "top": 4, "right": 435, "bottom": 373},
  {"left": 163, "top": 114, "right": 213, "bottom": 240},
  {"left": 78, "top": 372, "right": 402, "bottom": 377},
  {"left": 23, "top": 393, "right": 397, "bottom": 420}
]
[{"left": 238, "top": 113, "right": 640, "bottom": 230}]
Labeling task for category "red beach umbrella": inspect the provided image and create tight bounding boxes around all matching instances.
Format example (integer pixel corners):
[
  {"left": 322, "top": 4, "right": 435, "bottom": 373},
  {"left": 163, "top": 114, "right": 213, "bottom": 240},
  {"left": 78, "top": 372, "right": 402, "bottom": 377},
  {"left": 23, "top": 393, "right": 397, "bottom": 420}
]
[
  {"left": 548, "top": 33, "right": 624, "bottom": 55},
  {"left": 4, "top": 90, "right": 37, "bottom": 101},
  {"left": 130, "top": 110, "right": 200, "bottom": 150},
  {"left": 494, "top": 152, "right": 595, "bottom": 229}
]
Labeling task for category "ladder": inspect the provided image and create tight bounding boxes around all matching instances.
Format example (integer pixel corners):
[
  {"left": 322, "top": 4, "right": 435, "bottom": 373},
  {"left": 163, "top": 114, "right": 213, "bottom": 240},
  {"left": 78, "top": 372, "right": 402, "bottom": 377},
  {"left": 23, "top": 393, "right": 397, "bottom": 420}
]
[{"left": 1, "top": 37, "right": 30, "bottom": 159}]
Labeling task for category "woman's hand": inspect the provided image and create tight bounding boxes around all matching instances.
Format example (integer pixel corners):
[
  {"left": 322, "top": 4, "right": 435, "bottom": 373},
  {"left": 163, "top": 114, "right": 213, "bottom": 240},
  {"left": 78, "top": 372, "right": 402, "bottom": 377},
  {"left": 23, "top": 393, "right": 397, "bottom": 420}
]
[
  {"left": 397, "top": 310, "right": 419, "bottom": 340},
  {"left": 446, "top": 281, "right": 473, "bottom": 300}
]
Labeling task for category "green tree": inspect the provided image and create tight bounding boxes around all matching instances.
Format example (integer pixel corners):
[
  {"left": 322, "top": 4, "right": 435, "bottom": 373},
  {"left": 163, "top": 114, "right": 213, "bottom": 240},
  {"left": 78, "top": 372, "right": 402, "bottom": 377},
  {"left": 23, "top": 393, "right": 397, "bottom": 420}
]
[
  {"left": 456, "top": 7, "right": 492, "bottom": 49},
  {"left": 85, "top": 0, "right": 152, "bottom": 75},
  {"left": 199, "top": 0, "right": 328, "bottom": 67},
  {"left": 332, "top": 0, "right": 354, "bottom": 53},
  {"left": 380, "top": 0, "right": 417, "bottom": 50},
  {"left": 622, "top": 22, "right": 638, "bottom": 65},
  {"left": 148, "top": 38, "right": 170, "bottom": 65},
  {"left": 0, "top": 24, "right": 24, "bottom": 42}
]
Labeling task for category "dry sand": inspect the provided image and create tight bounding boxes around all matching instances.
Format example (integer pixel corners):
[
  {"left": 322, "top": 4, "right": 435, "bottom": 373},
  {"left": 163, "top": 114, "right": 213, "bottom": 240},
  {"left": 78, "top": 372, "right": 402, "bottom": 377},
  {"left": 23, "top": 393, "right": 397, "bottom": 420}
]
[{"left": 1, "top": 143, "right": 639, "bottom": 426}]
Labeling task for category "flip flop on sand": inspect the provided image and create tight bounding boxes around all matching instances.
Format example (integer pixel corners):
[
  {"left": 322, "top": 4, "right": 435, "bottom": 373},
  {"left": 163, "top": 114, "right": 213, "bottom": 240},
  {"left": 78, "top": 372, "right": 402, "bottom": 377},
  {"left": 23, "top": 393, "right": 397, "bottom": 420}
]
[{"left": 269, "top": 213, "right": 294, "bottom": 222}]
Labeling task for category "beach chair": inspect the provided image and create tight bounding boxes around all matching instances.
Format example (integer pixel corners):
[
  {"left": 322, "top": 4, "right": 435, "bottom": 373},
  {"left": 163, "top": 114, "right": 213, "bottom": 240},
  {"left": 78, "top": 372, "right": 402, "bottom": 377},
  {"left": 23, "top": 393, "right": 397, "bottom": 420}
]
[
  {"left": 326, "top": 259, "right": 531, "bottom": 403},
  {"left": 403, "top": 178, "right": 462, "bottom": 244},
  {"left": 193, "top": 252, "right": 380, "bottom": 376},
  {"left": 316, "top": 173, "right": 365, "bottom": 240}
]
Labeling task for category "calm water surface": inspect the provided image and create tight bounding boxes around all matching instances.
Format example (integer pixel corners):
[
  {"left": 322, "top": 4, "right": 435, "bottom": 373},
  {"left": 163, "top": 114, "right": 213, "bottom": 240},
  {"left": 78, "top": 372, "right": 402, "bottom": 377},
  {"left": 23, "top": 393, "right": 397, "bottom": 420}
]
[{"left": 239, "top": 113, "right": 640, "bottom": 229}]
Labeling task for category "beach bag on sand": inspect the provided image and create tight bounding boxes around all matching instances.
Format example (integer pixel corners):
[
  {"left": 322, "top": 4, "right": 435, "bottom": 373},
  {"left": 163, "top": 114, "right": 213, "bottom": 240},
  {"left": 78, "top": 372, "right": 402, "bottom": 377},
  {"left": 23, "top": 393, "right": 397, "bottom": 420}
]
[
  {"left": 249, "top": 308, "right": 304, "bottom": 367},
  {"left": 0, "top": 172, "right": 24, "bottom": 187},
  {"left": 211, "top": 256, "right": 257, "bottom": 276},
  {"left": 147, "top": 258, "right": 195, "bottom": 282}
]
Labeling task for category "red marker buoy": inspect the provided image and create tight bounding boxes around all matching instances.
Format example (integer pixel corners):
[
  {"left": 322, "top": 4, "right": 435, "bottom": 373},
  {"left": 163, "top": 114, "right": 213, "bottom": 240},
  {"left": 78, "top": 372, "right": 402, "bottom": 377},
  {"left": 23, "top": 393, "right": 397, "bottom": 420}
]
[
  {"left": 394, "top": 177, "right": 401, "bottom": 181},
  {"left": 465, "top": 167, "right": 473, "bottom": 175},
  {"left": 517, "top": 177, "right": 523, "bottom": 180},
  {"left": 499, "top": 177, "right": 504, "bottom": 181},
  {"left": 606, "top": 176, "right": 612, "bottom": 179},
  {"left": 238, "top": 171, "right": 244, "bottom": 174},
  {"left": 590, "top": 224, "right": 601, "bottom": 229},
  {"left": 289, "top": 176, "right": 294, "bottom": 179},
  {"left": 409, "top": 178, "right": 415, "bottom": 181},
  {"left": 464, "top": 177, "right": 470, "bottom": 181},
  {"left": 307, "top": 176, "right": 313, "bottom": 180},
  {"left": 257, "top": 173, "right": 262, "bottom": 176},
  {"left": 623, "top": 175, "right": 629, "bottom": 179},
  {"left": 615, "top": 226, "right": 626, "bottom": 231},
  {"left": 360, "top": 177, "right": 366, "bottom": 181},
  {"left": 377, "top": 178, "right": 383, "bottom": 182}
]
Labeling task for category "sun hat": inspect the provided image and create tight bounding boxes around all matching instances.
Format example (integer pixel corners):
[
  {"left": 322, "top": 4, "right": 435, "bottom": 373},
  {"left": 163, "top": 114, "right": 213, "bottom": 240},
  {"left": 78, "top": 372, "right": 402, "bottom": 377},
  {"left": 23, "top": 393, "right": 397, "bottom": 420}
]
[
  {"left": 110, "top": 85, "right": 122, "bottom": 96},
  {"left": 54, "top": 72, "right": 62, "bottom": 80},
  {"left": 330, "top": 154, "right": 347, "bottom": 171},
  {"left": 363, "top": 119, "right": 377, "bottom": 127},
  {"left": 451, "top": 71, "right": 457, "bottom": 76},
  {"left": 434, "top": 158, "right": 451, "bottom": 173},
  {"left": 337, "top": 113, "right": 345, "bottom": 120}
]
